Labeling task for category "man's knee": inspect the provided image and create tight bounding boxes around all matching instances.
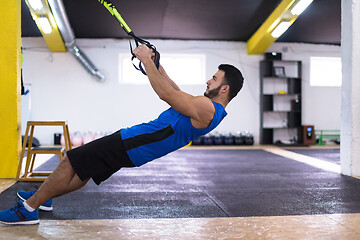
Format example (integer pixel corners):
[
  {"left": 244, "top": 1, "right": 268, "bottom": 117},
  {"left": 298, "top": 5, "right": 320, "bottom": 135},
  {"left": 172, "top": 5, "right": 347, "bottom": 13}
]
[{"left": 56, "top": 154, "right": 75, "bottom": 174}]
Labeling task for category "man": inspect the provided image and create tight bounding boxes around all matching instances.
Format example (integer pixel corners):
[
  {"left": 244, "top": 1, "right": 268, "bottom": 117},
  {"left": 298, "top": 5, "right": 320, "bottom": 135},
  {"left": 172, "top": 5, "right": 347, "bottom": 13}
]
[{"left": 0, "top": 44, "right": 244, "bottom": 225}]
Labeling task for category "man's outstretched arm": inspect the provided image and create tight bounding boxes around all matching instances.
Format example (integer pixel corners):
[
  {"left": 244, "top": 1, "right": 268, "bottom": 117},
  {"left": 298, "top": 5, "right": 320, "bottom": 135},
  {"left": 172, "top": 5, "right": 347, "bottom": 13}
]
[
  {"left": 159, "top": 64, "right": 180, "bottom": 91},
  {"left": 134, "top": 45, "right": 214, "bottom": 128}
]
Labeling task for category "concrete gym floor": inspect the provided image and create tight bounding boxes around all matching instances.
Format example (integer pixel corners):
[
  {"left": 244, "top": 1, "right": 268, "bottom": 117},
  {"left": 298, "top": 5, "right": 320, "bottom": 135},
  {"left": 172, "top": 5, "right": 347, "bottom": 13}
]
[{"left": 1, "top": 145, "right": 360, "bottom": 239}]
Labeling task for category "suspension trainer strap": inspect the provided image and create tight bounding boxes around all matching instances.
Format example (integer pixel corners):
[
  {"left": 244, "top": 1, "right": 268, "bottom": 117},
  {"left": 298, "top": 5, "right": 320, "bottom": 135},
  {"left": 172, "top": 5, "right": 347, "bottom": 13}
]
[{"left": 98, "top": 0, "right": 160, "bottom": 75}]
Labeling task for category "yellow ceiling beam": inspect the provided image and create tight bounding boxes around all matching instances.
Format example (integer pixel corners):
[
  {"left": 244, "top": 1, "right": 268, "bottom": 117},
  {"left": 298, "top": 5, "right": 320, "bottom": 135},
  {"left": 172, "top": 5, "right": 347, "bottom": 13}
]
[
  {"left": 25, "top": 0, "right": 66, "bottom": 52},
  {"left": 247, "top": 0, "right": 305, "bottom": 55}
]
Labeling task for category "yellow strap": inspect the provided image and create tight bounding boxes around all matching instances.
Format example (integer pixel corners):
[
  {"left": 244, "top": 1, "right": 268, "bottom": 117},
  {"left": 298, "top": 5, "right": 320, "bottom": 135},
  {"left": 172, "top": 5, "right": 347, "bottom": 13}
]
[
  {"left": 112, "top": 8, "right": 132, "bottom": 33},
  {"left": 100, "top": 0, "right": 132, "bottom": 33}
]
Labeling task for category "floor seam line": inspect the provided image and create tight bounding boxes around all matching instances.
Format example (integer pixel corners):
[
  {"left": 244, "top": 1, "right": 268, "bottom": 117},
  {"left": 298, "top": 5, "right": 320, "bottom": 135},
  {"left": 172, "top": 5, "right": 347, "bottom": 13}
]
[{"left": 204, "top": 191, "right": 230, "bottom": 217}]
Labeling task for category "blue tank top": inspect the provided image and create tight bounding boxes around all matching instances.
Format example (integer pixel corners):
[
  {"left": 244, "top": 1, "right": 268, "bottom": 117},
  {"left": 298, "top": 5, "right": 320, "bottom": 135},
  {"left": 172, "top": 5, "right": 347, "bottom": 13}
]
[{"left": 120, "top": 102, "right": 227, "bottom": 166}]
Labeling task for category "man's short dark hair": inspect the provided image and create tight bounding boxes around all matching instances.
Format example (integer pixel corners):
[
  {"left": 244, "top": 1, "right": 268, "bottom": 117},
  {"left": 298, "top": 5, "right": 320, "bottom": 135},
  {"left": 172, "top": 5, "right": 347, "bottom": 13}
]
[{"left": 218, "top": 64, "right": 244, "bottom": 102}]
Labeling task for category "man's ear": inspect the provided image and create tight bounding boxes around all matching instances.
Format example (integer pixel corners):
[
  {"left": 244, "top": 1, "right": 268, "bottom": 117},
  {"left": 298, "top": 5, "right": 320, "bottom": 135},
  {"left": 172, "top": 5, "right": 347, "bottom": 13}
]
[{"left": 221, "top": 85, "right": 230, "bottom": 93}]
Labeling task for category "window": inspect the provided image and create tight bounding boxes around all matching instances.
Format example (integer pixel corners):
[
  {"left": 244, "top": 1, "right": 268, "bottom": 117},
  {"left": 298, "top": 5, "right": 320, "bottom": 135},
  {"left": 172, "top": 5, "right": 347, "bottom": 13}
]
[
  {"left": 119, "top": 53, "right": 206, "bottom": 85},
  {"left": 310, "top": 57, "right": 342, "bottom": 87}
]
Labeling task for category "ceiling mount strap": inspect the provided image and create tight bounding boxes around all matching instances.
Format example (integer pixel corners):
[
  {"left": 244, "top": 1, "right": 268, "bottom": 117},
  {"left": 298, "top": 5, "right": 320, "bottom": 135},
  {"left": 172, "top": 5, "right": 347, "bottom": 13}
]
[{"left": 98, "top": 0, "right": 160, "bottom": 75}]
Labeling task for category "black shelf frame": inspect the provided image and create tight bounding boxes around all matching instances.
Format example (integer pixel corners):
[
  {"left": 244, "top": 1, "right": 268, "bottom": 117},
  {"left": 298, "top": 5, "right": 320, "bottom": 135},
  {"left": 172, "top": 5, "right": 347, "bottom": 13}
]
[{"left": 260, "top": 60, "right": 302, "bottom": 144}]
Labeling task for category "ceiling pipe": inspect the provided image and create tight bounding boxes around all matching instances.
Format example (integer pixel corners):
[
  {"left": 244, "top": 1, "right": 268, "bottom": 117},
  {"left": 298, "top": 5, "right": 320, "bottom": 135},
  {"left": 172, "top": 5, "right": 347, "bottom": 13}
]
[
  {"left": 47, "top": 0, "right": 105, "bottom": 82},
  {"left": 70, "top": 46, "right": 105, "bottom": 81}
]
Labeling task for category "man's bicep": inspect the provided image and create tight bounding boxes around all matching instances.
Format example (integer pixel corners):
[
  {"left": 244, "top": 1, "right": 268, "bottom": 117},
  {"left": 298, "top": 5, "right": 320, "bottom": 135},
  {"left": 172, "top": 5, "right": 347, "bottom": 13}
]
[
  {"left": 164, "top": 90, "right": 198, "bottom": 117},
  {"left": 163, "top": 90, "right": 213, "bottom": 121}
]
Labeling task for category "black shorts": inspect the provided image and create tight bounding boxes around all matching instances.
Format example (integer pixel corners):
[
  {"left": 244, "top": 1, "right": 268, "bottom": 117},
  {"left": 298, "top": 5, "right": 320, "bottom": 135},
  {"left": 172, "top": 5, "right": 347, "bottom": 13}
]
[{"left": 67, "top": 130, "right": 135, "bottom": 185}]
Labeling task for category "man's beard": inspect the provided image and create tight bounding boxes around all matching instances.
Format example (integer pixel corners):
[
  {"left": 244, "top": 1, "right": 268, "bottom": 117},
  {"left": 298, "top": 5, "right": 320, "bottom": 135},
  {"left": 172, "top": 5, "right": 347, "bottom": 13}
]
[{"left": 204, "top": 85, "right": 222, "bottom": 99}]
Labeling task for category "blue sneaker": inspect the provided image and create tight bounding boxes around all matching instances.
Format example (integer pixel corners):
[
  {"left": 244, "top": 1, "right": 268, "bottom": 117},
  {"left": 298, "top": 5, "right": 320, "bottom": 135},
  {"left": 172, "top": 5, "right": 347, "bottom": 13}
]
[
  {"left": 17, "top": 189, "right": 53, "bottom": 211},
  {"left": 0, "top": 201, "right": 39, "bottom": 225}
]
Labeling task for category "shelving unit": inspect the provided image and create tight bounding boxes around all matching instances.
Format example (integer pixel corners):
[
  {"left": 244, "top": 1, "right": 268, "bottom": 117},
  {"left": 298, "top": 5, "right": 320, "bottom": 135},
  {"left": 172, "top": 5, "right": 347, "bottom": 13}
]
[{"left": 260, "top": 60, "right": 302, "bottom": 145}]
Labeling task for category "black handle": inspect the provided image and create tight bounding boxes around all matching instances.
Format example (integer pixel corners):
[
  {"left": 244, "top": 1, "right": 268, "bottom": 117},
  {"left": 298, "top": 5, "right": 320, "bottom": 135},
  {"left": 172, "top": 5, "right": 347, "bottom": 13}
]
[{"left": 129, "top": 33, "right": 160, "bottom": 75}]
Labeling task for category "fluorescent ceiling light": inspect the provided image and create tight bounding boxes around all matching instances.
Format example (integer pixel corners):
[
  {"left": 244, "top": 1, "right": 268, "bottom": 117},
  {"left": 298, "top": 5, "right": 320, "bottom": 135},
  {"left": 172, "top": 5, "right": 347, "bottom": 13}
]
[
  {"left": 271, "top": 21, "right": 291, "bottom": 38},
  {"left": 28, "top": 0, "right": 44, "bottom": 11},
  {"left": 291, "top": 0, "right": 313, "bottom": 15},
  {"left": 38, "top": 17, "right": 52, "bottom": 34}
]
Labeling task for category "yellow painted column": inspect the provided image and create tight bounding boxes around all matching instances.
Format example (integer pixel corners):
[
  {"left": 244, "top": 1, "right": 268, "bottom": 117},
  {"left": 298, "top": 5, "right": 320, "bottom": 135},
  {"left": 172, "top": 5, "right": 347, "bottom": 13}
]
[{"left": 0, "top": 0, "right": 22, "bottom": 178}]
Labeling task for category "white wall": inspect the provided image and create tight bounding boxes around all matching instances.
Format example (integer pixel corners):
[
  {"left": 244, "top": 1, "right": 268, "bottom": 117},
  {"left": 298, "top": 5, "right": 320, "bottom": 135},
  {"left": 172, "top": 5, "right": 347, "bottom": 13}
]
[{"left": 22, "top": 38, "right": 341, "bottom": 145}]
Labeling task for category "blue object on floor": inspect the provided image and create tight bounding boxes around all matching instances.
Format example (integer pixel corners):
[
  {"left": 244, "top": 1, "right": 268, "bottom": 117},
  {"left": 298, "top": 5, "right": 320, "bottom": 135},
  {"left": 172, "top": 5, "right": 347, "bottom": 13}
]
[
  {"left": 0, "top": 201, "right": 39, "bottom": 225},
  {"left": 17, "top": 189, "right": 53, "bottom": 211}
]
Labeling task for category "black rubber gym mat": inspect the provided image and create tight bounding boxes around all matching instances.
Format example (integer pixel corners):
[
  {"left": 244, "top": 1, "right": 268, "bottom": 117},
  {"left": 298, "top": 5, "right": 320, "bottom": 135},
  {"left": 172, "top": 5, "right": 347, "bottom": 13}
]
[
  {"left": 285, "top": 148, "right": 340, "bottom": 164},
  {"left": 1, "top": 149, "right": 359, "bottom": 220}
]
